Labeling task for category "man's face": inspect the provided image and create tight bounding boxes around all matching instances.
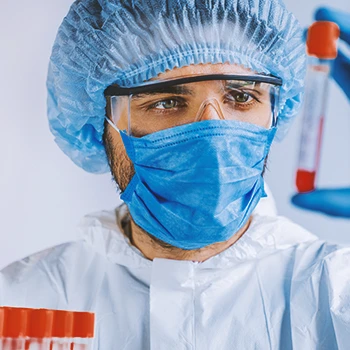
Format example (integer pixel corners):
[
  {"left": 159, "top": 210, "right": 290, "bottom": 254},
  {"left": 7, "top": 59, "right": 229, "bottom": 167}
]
[{"left": 103, "top": 63, "right": 269, "bottom": 192}]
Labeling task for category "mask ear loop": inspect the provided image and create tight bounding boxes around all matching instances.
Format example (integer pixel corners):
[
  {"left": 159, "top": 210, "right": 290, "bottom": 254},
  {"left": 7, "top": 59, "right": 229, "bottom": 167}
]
[
  {"left": 105, "top": 116, "right": 120, "bottom": 133},
  {"left": 195, "top": 98, "right": 226, "bottom": 121}
]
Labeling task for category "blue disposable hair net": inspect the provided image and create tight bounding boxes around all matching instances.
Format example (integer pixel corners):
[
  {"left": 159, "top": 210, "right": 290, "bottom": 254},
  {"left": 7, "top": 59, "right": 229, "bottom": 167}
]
[{"left": 47, "top": 0, "right": 306, "bottom": 173}]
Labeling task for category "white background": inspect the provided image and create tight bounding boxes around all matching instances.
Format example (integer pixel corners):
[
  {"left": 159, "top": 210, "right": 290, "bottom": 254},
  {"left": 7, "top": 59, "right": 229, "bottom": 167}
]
[{"left": 0, "top": 0, "right": 349, "bottom": 269}]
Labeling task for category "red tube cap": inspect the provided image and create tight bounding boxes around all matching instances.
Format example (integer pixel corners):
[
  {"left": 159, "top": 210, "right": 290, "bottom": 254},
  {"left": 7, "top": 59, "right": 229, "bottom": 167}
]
[
  {"left": 0, "top": 307, "right": 4, "bottom": 337},
  {"left": 52, "top": 310, "right": 74, "bottom": 338},
  {"left": 72, "top": 311, "right": 95, "bottom": 338},
  {"left": 26, "top": 308, "right": 53, "bottom": 338},
  {"left": 307, "top": 21, "right": 340, "bottom": 59},
  {"left": 3, "top": 307, "right": 28, "bottom": 338}
]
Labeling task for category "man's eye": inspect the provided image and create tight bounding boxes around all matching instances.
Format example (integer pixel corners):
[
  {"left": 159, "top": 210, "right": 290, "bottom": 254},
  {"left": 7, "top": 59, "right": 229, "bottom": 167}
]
[
  {"left": 154, "top": 99, "right": 178, "bottom": 109},
  {"left": 231, "top": 92, "right": 252, "bottom": 103}
]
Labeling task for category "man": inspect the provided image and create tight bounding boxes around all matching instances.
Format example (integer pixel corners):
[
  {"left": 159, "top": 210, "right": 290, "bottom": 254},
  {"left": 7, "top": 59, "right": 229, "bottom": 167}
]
[{"left": 1, "top": 0, "right": 349, "bottom": 349}]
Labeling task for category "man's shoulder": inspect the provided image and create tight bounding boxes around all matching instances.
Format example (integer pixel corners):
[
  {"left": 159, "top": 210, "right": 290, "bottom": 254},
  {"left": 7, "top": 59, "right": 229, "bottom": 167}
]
[
  {"left": 250, "top": 214, "right": 318, "bottom": 248},
  {"left": 249, "top": 214, "right": 349, "bottom": 267},
  {"left": 0, "top": 206, "right": 138, "bottom": 306},
  {"left": 1, "top": 240, "right": 91, "bottom": 281},
  {"left": 261, "top": 215, "right": 350, "bottom": 277},
  {"left": 0, "top": 206, "right": 124, "bottom": 284},
  {"left": 0, "top": 239, "right": 110, "bottom": 309},
  {"left": 0, "top": 240, "right": 98, "bottom": 306}
]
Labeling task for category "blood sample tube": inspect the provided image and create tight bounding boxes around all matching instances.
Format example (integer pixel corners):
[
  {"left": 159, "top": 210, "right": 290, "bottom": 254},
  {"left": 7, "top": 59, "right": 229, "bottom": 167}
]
[
  {"left": 26, "top": 308, "right": 53, "bottom": 350},
  {"left": 1, "top": 307, "right": 28, "bottom": 350},
  {"left": 0, "top": 307, "right": 4, "bottom": 350},
  {"left": 51, "top": 310, "right": 74, "bottom": 350},
  {"left": 70, "top": 312, "right": 95, "bottom": 350},
  {"left": 296, "top": 21, "right": 340, "bottom": 192}
]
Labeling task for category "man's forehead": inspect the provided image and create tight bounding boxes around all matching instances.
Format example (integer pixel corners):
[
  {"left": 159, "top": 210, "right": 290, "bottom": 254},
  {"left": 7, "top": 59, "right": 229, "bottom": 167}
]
[{"left": 153, "top": 63, "right": 256, "bottom": 81}]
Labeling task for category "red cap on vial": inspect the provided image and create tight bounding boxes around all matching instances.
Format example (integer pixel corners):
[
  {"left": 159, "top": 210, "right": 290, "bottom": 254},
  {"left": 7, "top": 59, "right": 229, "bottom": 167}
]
[
  {"left": 52, "top": 310, "right": 74, "bottom": 338},
  {"left": 307, "top": 21, "right": 340, "bottom": 59},
  {"left": 2, "top": 307, "right": 28, "bottom": 338},
  {"left": 72, "top": 311, "right": 95, "bottom": 338},
  {"left": 26, "top": 308, "right": 54, "bottom": 338}
]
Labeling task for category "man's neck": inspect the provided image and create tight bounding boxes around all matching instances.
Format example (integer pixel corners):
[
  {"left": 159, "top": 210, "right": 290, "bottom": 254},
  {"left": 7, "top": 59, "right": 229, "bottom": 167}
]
[{"left": 129, "top": 217, "right": 252, "bottom": 262}]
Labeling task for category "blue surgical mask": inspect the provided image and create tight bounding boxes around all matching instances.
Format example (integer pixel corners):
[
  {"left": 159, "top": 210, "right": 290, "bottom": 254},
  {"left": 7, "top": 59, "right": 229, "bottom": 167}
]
[{"left": 114, "top": 119, "right": 276, "bottom": 250}]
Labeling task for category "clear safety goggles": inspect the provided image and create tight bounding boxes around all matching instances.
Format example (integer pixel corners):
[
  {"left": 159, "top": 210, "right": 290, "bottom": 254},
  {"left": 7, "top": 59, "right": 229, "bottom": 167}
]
[{"left": 104, "top": 74, "right": 282, "bottom": 137}]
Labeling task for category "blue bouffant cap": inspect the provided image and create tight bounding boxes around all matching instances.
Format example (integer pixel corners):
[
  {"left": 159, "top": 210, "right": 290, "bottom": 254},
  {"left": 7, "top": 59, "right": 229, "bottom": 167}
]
[{"left": 47, "top": 0, "right": 306, "bottom": 173}]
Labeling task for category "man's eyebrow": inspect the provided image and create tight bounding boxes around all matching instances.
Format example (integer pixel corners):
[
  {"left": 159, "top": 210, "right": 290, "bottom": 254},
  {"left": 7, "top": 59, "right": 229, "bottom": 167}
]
[{"left": 132, "top": 85, "right": 194, "bottom": 98}]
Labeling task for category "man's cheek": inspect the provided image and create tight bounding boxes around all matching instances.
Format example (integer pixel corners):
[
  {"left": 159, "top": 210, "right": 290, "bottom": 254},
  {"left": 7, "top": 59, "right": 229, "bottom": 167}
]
[{"left": 115, "top": 150, "right": 135, "bottom": 192}]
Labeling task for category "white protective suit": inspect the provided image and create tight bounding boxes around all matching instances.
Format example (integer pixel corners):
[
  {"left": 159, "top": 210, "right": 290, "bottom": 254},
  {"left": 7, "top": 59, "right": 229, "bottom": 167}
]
[{"left": 1, "top": 198, "right": 350, "bottom": 349}]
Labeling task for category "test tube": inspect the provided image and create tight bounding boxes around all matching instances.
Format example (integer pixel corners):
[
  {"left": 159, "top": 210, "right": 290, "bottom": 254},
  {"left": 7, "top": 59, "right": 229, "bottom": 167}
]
[
  {"left": 51, "top": 310, "right": 73, "bottom": 350},
  {"left": 70, "top": 312, "right": 95, "bottom": 350},
  {"left": 0, "top": 307, "right": 4, "bottom": 350},
  {"left": 26, "top": 309, "right": 53, "bottom": 350},
  {"left": 295, "top": 21, "right": 340, "bottom": 193},
  {"left": 1, "top": 307, "right": 28, "bottom": 350}
]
